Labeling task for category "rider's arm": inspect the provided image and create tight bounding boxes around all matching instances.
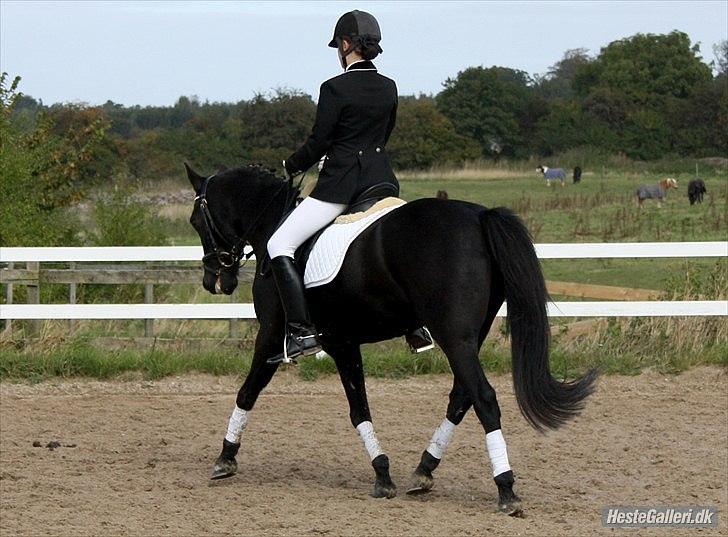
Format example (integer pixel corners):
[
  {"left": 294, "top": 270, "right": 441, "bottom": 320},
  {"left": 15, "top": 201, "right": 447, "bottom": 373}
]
[
  {"left": 384, "top": 82, "right": 397, "bottom": 145},
  {"left": 285, "top": 81, "right": 339, "bottom": 176}
]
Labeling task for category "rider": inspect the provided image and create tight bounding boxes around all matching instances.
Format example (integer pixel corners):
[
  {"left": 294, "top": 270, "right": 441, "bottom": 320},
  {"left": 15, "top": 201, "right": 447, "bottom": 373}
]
[{"left": 267, "top": 10, "right": 431, "bottom": 363}]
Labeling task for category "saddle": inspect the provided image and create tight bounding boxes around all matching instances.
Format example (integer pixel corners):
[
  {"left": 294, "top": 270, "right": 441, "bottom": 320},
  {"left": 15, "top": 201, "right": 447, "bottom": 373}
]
[
  {"left": 296, "top": 182, "right": 400, "bottom": 272},
  {"left": 260, "top": 182, "right": 399, "bottom": 276}
]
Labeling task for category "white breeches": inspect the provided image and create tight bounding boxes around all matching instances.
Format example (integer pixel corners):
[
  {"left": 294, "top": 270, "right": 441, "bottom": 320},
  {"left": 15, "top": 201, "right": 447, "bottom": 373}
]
[{"left": 267, "top": 196, "right": 347, "bottom": 259}]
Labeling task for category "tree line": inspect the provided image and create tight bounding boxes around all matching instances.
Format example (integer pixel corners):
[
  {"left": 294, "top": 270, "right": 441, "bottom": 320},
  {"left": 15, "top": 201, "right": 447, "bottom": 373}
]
[{"left": 1, "top": 31, "right": 726, "bottom": 245}]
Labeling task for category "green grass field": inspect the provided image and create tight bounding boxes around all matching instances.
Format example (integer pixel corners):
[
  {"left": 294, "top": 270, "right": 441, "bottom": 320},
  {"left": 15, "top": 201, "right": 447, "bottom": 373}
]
[
  {"left": 162, "top": 166, "right": 727, "bottom": 291},
  {"left": 2, "top": 163, "right": 726, "bottom": 380}
]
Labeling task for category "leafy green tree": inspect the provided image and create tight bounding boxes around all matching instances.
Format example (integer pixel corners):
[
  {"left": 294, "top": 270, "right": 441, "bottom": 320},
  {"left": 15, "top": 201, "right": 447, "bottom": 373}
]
[
  {"left": 102, "top": 100, "right": 134, "bottom": 138},
  {"left": 92, "top": 186, "right": 167, "bottom": 246},
  {"left": 436, "top": 66, "right": 543, "bottom": 158},
  {"left": 667, "top": 72, "right": 728, "bottom": 156},
  {"left": 29, "top": 104, "right": 118, "bottom": 209},
  {"left": 713, "top": 40, "right": 728, "bottom": 77},
  {"left": 387, "top": 96, "right": 480, "bottom": 169},
  {"left": 230, "top": 88, "right": 316, "bottom": 170},
  {"left": 621, "top": 108, "right": 672, "bottom": 160},
  {"left": 568, "top": 31, "right": 716, "bottom": 158},
  {"left": 533, "top": 101, "right": 584, "bottom": 155},
  {"left": 0, "top": 74, "right": 78, "bottom": 246},
  {"left": 536, "top": 48, "right": 592, "bottom": 100},
  {"left": 573, "top": 31, "right": 712, "bottom": 102}
]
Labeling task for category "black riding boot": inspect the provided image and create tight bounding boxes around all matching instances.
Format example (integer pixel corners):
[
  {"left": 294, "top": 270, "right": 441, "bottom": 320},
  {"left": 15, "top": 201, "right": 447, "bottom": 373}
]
[
  {"left": 406, "top": 326, "right": 434, "bottom": 353},
  {"left": 267, "top": 256, "right": 322, "bottom": 364}
]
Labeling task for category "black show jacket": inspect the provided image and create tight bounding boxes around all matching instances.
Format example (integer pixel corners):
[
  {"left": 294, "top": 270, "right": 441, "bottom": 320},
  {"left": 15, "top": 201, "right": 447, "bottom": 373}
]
[{"left": 285, "top": 60, "right": 399, "bottom": 205}]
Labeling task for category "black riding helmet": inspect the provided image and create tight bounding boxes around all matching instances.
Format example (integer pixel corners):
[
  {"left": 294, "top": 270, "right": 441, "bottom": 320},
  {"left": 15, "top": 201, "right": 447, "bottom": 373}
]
[{"left": 328, "top": 10, "right": 383, "bottom": 54}]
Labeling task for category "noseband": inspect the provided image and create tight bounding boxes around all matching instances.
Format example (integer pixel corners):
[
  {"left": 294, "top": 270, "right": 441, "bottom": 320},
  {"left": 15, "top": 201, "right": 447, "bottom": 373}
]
[{"left": 195, "top": 173, "right": 287, "bottom": 274}]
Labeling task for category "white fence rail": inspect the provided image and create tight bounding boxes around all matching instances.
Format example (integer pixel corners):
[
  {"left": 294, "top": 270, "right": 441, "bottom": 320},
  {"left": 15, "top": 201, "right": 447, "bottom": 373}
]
[
  {"left": 1, "top": 301, "right": 725, "bottom": 320},
  {"left": 1, "top": 242, "right": 727, "bottom": 320},
  {"left": 1, "top": 242, "right": 726, "bottom": 262}
]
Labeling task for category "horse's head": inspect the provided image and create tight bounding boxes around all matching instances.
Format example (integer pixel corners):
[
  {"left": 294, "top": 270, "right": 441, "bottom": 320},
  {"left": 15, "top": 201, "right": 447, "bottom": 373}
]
[
  {"left": 186, "top": 163, "right": 241, "bottom": 295},
  {"left": 186, "top": 162, "right": 290, "bottom": 295}
]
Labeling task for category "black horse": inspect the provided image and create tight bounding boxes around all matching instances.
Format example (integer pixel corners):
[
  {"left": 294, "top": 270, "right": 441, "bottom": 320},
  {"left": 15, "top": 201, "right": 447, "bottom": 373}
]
[
  {"left": 688, "top": 178, "right": 707, "bottom": 205},
  {"left": 186, "top": 163, "right": 596, "bottom": 514}
]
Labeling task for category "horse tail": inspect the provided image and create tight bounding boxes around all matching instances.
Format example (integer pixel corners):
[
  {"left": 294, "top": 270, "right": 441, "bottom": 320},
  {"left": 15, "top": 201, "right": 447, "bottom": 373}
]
[{"left": 481, "top": 207, "right": 598, "bottom": 432}]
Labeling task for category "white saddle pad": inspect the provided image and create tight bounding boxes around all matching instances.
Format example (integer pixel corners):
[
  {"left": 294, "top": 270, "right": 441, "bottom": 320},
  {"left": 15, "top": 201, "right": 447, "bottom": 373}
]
[{"left": 303, "top": 199, "right": 406, "bottom": 288}]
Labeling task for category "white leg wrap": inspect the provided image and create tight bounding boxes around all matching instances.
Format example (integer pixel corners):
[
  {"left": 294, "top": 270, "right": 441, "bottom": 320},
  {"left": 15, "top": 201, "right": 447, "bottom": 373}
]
[
  {"left": 426, "top": 418, "right": 456, "bottom": 460},
  {"left": 486, "top": 429, "right": 511, "bottom": 477},
  {"left": 224, "top": 406, "right": 248, "bottom": 444},
  {"left": 356, "top": 421, "right": 384, "bottom": 461}
]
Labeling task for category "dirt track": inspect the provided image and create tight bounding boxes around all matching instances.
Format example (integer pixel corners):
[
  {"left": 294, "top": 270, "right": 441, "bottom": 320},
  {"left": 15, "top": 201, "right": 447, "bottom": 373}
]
[{"left": 1, "top": 367, "right": 726, "bottom": 536}]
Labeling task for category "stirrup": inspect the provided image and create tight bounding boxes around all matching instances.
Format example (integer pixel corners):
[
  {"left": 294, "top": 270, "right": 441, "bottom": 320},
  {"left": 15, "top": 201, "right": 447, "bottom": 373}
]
[
  {"left": 266, "top": 333, "right": 321, "bottom": 365},
  {"left": 406, "top": 326, "right": 434, "bottom": 354},
  {"left": 266, "top": 351, "right": 292, "bottom": 365}
]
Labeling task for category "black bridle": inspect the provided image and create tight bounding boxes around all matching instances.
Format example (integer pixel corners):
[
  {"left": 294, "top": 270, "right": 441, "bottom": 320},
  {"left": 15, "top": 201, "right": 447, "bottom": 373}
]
[{"left": 195, "top": 170, "right": 302, "bottom": 274}]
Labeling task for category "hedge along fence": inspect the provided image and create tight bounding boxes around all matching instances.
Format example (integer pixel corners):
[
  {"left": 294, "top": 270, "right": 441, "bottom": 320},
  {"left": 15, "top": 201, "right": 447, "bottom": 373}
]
[{"left": 1, "top": 242, "right": 726, "bottom": 339}]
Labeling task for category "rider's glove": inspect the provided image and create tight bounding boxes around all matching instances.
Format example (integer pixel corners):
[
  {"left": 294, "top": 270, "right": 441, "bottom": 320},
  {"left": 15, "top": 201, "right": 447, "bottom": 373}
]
[{"left": 282, "top": 159, "right": 302, "bottom": 180}]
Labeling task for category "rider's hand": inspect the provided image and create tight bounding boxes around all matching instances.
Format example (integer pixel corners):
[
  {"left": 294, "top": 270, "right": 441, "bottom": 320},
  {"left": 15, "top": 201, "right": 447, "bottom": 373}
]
[{"left": 282, "top": 159, "right": 301, "bottom": 180}]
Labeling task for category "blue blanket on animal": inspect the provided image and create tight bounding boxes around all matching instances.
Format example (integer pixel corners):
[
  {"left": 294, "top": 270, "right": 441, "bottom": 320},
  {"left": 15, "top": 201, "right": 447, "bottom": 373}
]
[
  {"left": 635, "top": 184, "right": 665, "bottom": 200},
  {"left": 544, "top": 168, "right": 565, "bottom": 180}
]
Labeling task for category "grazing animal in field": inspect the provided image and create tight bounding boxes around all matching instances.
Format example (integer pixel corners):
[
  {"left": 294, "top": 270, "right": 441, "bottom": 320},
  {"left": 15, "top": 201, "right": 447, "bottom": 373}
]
[
  {"left": 687, "top": 178, "right": 707, "bottom": 205},
  {"left": 537, "top": 165, "right": 565, "bottom": 187},
  {"left": 573, "top": 166, "right": 582, "bottom": 184},
  {"left": 185, "top": 163, "right": 596, "bottom": 515},
  {"left": 635, "top": 178, "right": 678, "bottom": 208},
  {"left": 436, "top": 190, "right": 449, "bottom": 200}
]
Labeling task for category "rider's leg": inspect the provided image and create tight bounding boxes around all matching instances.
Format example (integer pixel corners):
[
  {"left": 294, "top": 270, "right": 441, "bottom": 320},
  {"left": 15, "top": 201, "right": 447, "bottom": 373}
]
[{"left": 267, "top": 196, "right": 346, "bottom": 362}]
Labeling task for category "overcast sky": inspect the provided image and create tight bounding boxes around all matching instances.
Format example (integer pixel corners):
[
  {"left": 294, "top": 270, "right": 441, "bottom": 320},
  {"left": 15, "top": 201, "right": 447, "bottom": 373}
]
[{"left": 1, "top": 1, "right": 726, "bottom": 106}]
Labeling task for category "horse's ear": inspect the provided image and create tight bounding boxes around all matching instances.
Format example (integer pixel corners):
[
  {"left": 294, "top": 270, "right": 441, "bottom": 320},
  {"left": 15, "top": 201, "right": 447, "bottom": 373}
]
[{"left": 185, "top": 162, "right": 205, "bottom": 193}]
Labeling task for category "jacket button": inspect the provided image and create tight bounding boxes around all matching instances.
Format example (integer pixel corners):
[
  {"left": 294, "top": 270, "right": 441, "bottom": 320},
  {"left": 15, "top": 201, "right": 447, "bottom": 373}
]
[
  {"left": 375, "top": 147, "right": 381, "bottom": 152},
  {"left": 358, "top": 150, "right": 363, "bottom": 156}
]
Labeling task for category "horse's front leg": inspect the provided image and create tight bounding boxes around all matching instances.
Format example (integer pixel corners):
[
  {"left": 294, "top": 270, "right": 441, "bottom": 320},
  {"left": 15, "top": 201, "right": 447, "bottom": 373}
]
[
  {"left": 211, "top": 319, "right": 282, "bottom": 479},
  {"left": 407, "top": 379, "right": 471, "bottom": 494},
  {"left": 326, "top": 342, "right": 396, "bottom": 499}
]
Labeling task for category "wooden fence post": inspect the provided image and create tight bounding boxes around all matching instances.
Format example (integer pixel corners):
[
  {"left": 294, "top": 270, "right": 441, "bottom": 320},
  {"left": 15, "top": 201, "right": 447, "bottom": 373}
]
[
  {"left": 3, "top": 262, "right": 13, "bottom": 337},
  {"left": 69, "top": 261, "right": 77, "bottom": 334},
  {"left": 144, "top": 269, "right": 154, "bottom": 337},
  {"left": 26, "top": 261, "right": 40, "bottom": 338}
]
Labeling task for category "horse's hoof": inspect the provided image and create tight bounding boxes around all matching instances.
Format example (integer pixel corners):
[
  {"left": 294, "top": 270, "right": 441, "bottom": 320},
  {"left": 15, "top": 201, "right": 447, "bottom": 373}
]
[
  {"left": 406, "top": 471, "right": 433, "bottom": 495},
  {"left": 210, "top": 456, "right": 237, "bottom": 480},
  {"left": 373, "top": 481, "right": 397, "bottom": 499},
  {"left": 498, "top": 499, "right": 524, "bottom": 517}
]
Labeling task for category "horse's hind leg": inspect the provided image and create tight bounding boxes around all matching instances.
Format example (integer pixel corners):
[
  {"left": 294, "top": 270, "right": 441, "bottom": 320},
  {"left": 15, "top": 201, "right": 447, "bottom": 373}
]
[
  {"left": 407, "top": 379, "right": 471, "bottom": 494},
  {"left": 438, "top": 337, "right": 521, "bottom": 515},
  {"left": 409, "top": 290, "right": 504, "bottom": 496},
  {"left": 327, "top": 342, "right": 396, "bottom": 499}
]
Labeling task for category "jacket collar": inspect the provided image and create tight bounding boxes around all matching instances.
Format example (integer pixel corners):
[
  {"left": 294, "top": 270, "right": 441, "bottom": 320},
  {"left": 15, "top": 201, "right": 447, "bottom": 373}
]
[{"left": 345, "top": 60, "right": 377, "bottom": 72}]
